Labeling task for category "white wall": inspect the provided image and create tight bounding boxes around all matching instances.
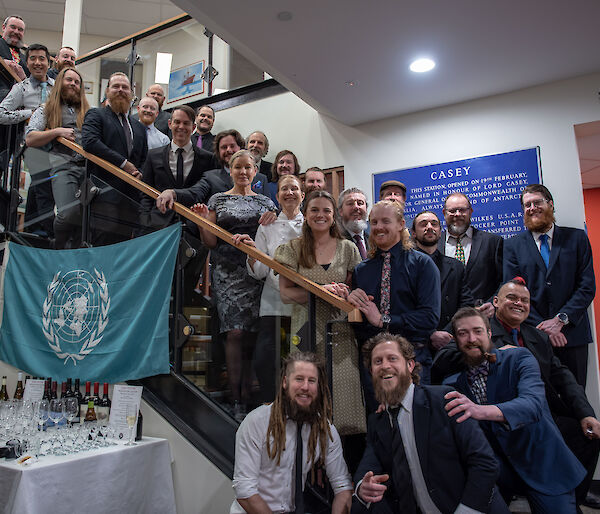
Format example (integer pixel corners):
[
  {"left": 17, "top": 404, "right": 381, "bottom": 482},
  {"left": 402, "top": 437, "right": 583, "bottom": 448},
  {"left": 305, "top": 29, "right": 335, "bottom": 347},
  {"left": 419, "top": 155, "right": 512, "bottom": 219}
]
[{"left": 25, "top": 29, "right": 114, "bottom": 56}]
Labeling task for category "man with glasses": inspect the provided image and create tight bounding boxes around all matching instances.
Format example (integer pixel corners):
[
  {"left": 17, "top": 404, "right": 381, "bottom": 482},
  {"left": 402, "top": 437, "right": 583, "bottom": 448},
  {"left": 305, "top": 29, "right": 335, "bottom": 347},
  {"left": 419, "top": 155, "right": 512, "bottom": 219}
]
[
  {"left": 503, "top": 184, "right": 595, "bottom": 389},
  {"left": 438, "top": 192, "right": 502, "bottom": 316}
]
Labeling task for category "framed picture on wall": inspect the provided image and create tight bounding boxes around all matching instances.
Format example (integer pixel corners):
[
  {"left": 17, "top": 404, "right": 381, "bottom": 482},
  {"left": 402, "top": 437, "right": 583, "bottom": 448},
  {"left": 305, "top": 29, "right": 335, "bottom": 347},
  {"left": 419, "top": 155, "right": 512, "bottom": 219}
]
[
  {"left": 167, "top": 60, "right": 206, "bottom": 104},
  {"left": 83, "top": 81, "right": 94, "bottom": 94}
]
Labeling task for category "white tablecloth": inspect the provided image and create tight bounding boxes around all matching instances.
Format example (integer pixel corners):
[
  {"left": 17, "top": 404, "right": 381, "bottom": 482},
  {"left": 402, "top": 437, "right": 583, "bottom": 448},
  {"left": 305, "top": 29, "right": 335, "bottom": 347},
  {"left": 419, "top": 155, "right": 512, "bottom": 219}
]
[{"left": 0, "top": 437, "right": 176, "bottom": 514}]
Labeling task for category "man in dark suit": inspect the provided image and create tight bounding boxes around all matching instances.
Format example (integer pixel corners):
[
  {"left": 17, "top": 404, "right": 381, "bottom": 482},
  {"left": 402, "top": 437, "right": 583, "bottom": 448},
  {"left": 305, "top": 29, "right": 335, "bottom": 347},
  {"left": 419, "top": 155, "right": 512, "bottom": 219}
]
[
  {"left": 82, "top": 72, "right": 148, "bottom": 244},
  {"left": 338, "top": 187, "right": 369, "bottom": 260},
  {"left": 504, "top": 184, "right": 596, "bottom": 387},
  {"left": 246, "top": 130, "right": 272, "bottom": 182},
  {"left": 155, "top": 128, "right": 267, "bottom": 212},
  {"left": 353, "top": 332, "right": 508, "bottom": 513},
  {"left": 447, "top": 307, "right": 586, "bottom": 513},
  {"left": 433, "top": 278, "right": 600, "bottom": 510},
  {"left": 191, "top": 105, "right": 215, "bottom": 153},
  {"left": 412, "top": 210, "right": 474, "bottom": 351},
  {"left": 438, "top": 192, "right": 502, "bottom": 315},
  {"left": 141, "top": 105, "right": 214, "bottom": 228}
]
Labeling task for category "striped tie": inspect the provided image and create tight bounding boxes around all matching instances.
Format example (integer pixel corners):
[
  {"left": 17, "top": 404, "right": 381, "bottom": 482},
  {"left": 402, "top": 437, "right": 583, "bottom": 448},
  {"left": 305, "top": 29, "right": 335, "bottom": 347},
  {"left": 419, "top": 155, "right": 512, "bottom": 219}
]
[{"left": 455, "top": 236, "right": 466, "bottom": 264}]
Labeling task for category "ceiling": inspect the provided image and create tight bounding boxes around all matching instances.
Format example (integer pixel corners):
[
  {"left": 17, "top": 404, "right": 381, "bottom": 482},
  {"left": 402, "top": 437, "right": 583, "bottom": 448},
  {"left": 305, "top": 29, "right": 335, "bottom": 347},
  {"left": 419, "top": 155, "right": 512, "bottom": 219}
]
[
  {"left": 171, "top": 0, "right": 600, "bottom": 126},
  {"left": 0, "top": 0, "right": 183, "bottom": 40}
]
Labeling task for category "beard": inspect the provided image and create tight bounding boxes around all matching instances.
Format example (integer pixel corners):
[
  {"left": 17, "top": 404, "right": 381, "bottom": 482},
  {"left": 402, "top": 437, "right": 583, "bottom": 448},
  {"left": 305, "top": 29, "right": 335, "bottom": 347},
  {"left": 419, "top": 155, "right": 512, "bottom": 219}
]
[
  {"left": 447, "top": 221, "right": 469, "bottom": 236},
  {"left": 524, "top": 209, "right": 555, "bottom": 233},
  {"left": 108, "top": 92, "right": 131, "bottom": 114},
  {"left": 415, "top": 233, "right": 438, "bottom": 247},
  {"left": 343, "top": 218, "right": 368, "bottom": 234},
  {"left": 373, "top": 369, "right": 413, "bottom": 407},
  {"left": 61, "top": 86, "right": 80, "bottom": 106},
  {"left": 283, "top": 391, "right": 320, "bottom": 424}
]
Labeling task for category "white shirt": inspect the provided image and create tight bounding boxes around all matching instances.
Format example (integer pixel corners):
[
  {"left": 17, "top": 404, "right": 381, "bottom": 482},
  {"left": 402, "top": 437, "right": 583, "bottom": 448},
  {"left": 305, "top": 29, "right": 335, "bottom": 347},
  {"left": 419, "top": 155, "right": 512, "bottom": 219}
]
[
  {"left": 145, "top": 123, "right": 170, "bottom": 150},
  {"left": 231, "top": 404, "right": 352, "bottom": 513},
  {"left": 247, "top": 212, "right": 303, "bottom": 316},
  {"left": 445, "top": 226, "right": 473, "bottom": 263},
  {"left": 532, "top": 223, "right": 555, "bottom": 252},
  {"left": 168, "top": 140, "right": 194, "bottom": 181}
]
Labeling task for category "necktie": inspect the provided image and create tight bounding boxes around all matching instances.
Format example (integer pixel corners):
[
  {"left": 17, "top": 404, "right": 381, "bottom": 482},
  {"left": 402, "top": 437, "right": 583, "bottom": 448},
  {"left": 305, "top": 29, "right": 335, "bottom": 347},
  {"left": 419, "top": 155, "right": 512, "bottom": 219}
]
[
  {"left": 40, "top": 82, "right": 47, "bottom": 103},
  {"left": 196, "top": 134, "right": 203, "bottom": 148},
  {"left": 511, "top": 328, "right": 521, "bottom": 347},
  {"left": 176, "top": 147, "right": 184, "bottom": 187},
  {"left": 539, "top": 233, "right": 550, "bottom": 268},
  {"left": 9, "top": 47, "right": 19, "bottom": 62},
  {"left": 353, "top": 234, "right": 367, "bottom": 259},
  {"left": 294, "top": 422, "right": 304, "bottom": 514},
  {"left": 389, "top": 407, "right": 417, "bottom": 513},
  {"left": 379, "top": 251, "right": 391, "bottom": 319},
  {"left": 455, "top": 236, "right": 466, "bottom": 264},
  {"left": 119, "top": 114, "right": 133, "bottom": 157}
]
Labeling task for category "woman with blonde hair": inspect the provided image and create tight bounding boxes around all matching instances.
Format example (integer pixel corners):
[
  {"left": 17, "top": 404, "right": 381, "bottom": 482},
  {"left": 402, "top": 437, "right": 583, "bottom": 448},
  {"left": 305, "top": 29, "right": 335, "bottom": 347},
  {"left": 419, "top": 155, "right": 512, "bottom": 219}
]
[{"left": 349, "top": 199, "right": 441, "bottom": 406}]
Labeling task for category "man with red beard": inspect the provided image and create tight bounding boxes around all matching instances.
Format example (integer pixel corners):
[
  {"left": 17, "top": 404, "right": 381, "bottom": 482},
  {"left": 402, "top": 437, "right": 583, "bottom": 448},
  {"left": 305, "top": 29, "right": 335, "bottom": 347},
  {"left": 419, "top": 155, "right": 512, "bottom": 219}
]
[
  {"left": 82, "top": 72, "right": 147, "bottom": 244},
  {"left": 231, "top": 352, "right": 352, "bottom": 513},
  {"left": 353, "top": 332, "right": 507, "bottom": 513},
  {"left": 503, "top": 184, "right": 595, "bottom": 387},
  {"left": 25, "top": 68, "right": 89, "bottom": 248}
]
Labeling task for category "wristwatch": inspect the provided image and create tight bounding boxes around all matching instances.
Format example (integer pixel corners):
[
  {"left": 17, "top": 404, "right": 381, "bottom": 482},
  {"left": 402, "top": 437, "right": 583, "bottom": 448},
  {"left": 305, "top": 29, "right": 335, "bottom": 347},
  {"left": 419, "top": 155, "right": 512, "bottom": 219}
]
[{"left": 556, "top": 312, "right": 569, "bottom": 325}]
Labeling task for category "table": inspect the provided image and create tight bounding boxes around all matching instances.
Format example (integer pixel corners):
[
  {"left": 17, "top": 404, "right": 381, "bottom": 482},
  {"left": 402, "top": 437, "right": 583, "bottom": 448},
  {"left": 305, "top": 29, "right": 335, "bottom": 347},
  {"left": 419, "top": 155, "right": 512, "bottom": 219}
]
[{"left": 0, "top": 437, "right": 176, "bottom": 514}]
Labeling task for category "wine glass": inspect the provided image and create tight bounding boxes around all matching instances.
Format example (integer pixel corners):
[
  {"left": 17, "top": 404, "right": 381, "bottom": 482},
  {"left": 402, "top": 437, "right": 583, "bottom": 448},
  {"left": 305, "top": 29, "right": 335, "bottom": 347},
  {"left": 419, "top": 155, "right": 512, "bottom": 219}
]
[
  {"left": 64, "top": 398, "right": 79, "bottom": 428},
  {"left": 49, "top": 399, "right": 64, "bottom": 430},
  {"left": 124, "top": 404, "right": 137, "bottom": 446},
  {"left": 35, "top": 399, "right": 50, "bottom": 431}
]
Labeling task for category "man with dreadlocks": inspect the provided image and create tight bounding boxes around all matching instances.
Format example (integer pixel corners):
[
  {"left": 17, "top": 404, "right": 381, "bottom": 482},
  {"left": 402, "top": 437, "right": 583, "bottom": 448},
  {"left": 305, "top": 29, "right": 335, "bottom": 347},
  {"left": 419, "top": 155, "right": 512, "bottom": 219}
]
[
  {"left": 231, "top": 352, "right": 352, "bottom": 513},
  {"left": 447, "top": 307, "right": 585, "bottom": 513}
]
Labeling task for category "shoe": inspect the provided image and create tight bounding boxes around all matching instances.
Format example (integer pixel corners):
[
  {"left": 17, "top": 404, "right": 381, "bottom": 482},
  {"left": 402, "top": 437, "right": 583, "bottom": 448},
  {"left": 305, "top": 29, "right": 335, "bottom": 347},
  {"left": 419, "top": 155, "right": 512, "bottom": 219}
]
[{"left": 582, "top": 492, "right": 600, "bottom": 509}]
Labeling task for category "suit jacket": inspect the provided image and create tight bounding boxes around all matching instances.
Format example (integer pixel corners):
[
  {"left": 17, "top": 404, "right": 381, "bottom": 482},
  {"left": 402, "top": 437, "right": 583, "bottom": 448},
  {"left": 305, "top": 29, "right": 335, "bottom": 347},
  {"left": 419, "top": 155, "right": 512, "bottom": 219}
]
[
  {"left": 450, "top": 348, "right": 586, "bottom": 495},
  {"left": 503, "top": 225, "right": 596, "bottom": 347},
  {"left": 259, "top": 159, "right": 272, "bottom": 182},
  {"left": 82, "top": 106, "right": 148, "bottom": 199},
  {"left": 184, "top": 167, "right": 268, "bottom": 206},
  {"left": 141, "top": 143, "right": 215, "bottom": 228},
  {"left": 132, "top": 109, "right": 171, "bottom": 138},
  {"left": 432, "top": 318, "right": 595, "bottom": 421},
  {"left": 353, "top": 385, "right": 502, "bottom": 513},
  {"left": 343, "top": 228, "right": 370, "bottom": 259},
  {"left": 191, "top": 131, "right": 215, "bottom": 153},
  {"left": 438, "top": 227, "right": 503, "bottom": 303},
  {"left": 0, "top": 38, "right": 28, "bottom": 101}
]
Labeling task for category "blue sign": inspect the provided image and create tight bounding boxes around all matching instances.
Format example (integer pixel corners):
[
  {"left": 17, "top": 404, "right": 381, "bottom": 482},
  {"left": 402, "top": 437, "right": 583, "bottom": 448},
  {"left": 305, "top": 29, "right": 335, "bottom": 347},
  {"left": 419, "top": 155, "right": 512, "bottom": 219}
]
[{"left": 373, "top": 147, "right": 542, "bottom": 239}]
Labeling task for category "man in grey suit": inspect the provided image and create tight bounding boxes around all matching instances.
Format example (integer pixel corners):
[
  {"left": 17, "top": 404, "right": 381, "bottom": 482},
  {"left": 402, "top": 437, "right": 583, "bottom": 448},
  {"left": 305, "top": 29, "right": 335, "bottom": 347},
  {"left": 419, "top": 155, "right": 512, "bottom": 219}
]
[{"left": 438, "top": 192, "right": 502, "bottom": 317}]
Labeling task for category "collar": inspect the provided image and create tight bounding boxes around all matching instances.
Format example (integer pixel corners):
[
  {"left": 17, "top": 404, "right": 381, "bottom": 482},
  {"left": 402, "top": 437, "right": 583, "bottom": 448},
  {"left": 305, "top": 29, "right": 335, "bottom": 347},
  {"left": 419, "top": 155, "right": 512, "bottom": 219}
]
[
  {"left": 495, "top": 316, "right": 519, "bottom": 335},
  {"left": 532, "top": 223, "right": 555, "bottom": 242},
  {"left": 278, "top": 211, "right": 303, "bottom": 222},
  {"left": 400, "top": 382, "right": 415, "bottom": 414},
  {"left": 171, "top": 140, "right": 193, "bottom": 153},
  {"left": 376, "top": 240, "right": 405, "bottom": 258},
  {"left": 29, "top": 75, "right": 52, "bottom": 87},
  {"left": 446, "top": 225, "right": 473, "bottom": 242}
]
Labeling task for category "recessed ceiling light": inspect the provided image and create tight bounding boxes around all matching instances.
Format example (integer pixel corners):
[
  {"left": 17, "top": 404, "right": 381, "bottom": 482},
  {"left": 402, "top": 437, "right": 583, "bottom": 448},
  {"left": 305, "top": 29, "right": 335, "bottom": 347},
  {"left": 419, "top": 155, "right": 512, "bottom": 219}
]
[
  {"left": 277, "top": 11, "right": 293, "bottom": 21},
  {"left": 410, "top": 58, "right": 435, "bottom": 73},
  {"left": 345, "top": 80, "right": 357, "bottom": 87}
]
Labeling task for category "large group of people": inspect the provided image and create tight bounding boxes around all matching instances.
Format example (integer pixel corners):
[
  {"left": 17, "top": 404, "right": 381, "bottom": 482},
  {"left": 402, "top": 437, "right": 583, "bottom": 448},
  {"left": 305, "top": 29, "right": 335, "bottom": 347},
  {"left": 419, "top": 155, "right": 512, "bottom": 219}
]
[{"left": 2, "top": 15, "right": 600, "bottom": 513}]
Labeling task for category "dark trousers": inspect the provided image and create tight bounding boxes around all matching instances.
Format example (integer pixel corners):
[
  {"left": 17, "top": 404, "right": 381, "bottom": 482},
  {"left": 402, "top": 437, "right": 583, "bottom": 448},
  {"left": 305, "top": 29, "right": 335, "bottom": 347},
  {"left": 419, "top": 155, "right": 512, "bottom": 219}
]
[
  {"left": 553, "top": 345, "right": 588, "bottom": 388},
  {"left": 253, "top": 315, "right": 290, "bottom": 404}
]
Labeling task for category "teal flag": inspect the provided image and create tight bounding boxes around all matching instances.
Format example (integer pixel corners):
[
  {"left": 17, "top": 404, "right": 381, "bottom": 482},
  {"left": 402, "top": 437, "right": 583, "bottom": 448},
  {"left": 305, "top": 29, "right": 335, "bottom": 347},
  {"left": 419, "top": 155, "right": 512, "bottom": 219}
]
[{"left": 0, "top": 224, "right": 181, "bottom": 383}]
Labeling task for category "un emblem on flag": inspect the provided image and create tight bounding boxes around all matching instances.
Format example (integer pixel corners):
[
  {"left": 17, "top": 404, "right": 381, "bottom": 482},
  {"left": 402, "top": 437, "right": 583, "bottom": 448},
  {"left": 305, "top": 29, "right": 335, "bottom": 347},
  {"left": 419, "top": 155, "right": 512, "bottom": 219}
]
[{"left": 42, "top": 269, "right": 110, "bottom": 365}]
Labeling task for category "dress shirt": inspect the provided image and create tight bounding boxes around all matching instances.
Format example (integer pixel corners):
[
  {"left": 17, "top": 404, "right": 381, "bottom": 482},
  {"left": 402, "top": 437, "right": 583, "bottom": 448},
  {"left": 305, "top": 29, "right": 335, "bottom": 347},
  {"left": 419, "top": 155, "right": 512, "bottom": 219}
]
[
  {"left": 0, "top": 76, "right": 55, "bottom": 125},
  {"left": 145, "top": 123, "right": 170, "bottom": 150},
  {"left": 532, "top": 224, "right": 555, "bottom": 253},
  {"left": 445, "top": 226, "right": 473, "bottom": 264},
  {"left": 247, "top": 211, "right": 303, "bottom": 316},
  {"left": 168, "top": 141, "right": 194, "bottom": 181},
  {"left": 231, "top": 404, "right": 352, "bottom": 513}
]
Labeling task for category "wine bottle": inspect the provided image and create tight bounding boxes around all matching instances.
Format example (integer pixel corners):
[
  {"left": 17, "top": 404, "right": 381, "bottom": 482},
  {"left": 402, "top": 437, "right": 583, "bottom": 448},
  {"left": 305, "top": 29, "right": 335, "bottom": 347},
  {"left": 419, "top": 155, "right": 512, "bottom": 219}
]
[
  {"left": 64, "top": 378, "right": 74, "bottom": 398},
  {"left": 135, "top": 409, "right": 143, "bottom": 441},
  {"left": 50, "top": 381, "right": 58, "bottom": 399},
  {"left": 73, "top": 379, "right": 83, "bottom": 402},
  {"left": 80, "top": 381, "right": 91, "bottom": 422},
  {"left": 84, "top": 400, "right": 97, "bottom": 422},
  {"left": 42, "top": 379, "right": 51, "bottom": 401},
  {"left": 60, "top": 381, "right": 67, "bottom": 399},
  {"left": 0, "top": 376, "right": 9, "bottom": 401},
  {"left": 14, "top": 372, "right": 24, "bottom": 400},
  {"left": 97, "top": 383, "right": 111, "bottom": 423},
  {"left": 92, "top": 382, "right": 100, "bottom": 406}
]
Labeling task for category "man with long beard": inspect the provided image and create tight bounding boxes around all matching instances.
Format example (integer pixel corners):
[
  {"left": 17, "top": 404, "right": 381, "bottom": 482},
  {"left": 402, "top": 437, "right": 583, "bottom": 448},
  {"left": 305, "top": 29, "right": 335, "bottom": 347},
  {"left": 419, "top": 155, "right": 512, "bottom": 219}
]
[
  {"left": 503, "top": 184, "right": 595, "bottom": 387},
  {"left": 438, "top": 192, "right": 502, "bottom": 316},
  {"left": 25, "top": 68, "right": 89, "bottom": 248},
  {"left": 448, "top": 307, "right": 585, "bottom": 513},
  {"left": 353, "top": 332, "right": 508, "bottom": 513},
  {"left": 231, "top": 352, "right": 352, "bottom": 513},
  {"left": 82, "top": 72, "right": 147, "bottom": 244}
]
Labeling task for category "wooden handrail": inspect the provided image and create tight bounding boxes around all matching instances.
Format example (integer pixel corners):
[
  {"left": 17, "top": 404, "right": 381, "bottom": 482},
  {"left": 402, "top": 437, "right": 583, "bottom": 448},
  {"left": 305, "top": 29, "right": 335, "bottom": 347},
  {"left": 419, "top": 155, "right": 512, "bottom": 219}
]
[
  {"left": 57, "top": 137, "right": 362, "bottom": 321},
  {"left": 0, "top": 56, "right": 23, "bottom": 83}
]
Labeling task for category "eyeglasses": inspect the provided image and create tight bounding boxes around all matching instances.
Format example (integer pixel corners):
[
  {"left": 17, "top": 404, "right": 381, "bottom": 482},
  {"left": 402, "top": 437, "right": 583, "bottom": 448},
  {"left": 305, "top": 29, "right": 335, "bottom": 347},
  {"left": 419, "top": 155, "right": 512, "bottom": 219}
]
[
  {"left": 445, "top": 207, "right": 470, "bottom": 215},
  {"left": 523, "top": 199, "right": 548, "bottom": 209}
]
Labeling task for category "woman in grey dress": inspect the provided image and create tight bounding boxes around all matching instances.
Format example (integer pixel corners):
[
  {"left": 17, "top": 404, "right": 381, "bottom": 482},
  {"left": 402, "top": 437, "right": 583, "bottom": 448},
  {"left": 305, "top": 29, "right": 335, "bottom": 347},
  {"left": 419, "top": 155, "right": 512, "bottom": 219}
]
[{"left": 194, "top": 150, "right": 276, "bottom": 416}]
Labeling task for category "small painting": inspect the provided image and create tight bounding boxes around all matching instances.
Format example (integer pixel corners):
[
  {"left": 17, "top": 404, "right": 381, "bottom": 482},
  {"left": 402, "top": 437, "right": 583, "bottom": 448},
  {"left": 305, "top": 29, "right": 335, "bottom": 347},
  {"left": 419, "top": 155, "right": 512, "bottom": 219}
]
[{"left": 167, "top": 60, "right": 205, "bottom": 104}]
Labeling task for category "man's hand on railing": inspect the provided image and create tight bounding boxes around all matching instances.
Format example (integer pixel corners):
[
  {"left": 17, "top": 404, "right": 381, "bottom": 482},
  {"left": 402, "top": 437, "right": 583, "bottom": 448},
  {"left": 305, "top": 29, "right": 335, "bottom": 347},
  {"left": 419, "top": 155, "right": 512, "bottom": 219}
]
[
  {"left": 190, "top": 203, "right": 209, "bottom": 217},
  {"left": 323, "top": 282, "right": 350, "bottom": 300},
  {"left": 348, "top": 288, "right": 383, "bottom": 327},
  {"left": 3, "top": 59, "right": 25, "bottom": 80},
  {"left": 53, "top": 127, "right": 76, "bottom": 141},
  {"left": 123, "top": 160, "right": 142, "bottom": 179},
  {"left": 156, "top": 189, "right": 176, "bottom": 213}
]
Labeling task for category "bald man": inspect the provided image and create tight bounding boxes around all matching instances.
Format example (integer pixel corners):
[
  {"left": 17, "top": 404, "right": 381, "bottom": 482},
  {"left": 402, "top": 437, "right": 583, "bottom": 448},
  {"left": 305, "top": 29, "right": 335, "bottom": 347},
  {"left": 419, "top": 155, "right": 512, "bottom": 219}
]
[{"left": 132, "top": 83, "right": 171, "bottom": 136}]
